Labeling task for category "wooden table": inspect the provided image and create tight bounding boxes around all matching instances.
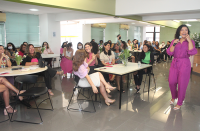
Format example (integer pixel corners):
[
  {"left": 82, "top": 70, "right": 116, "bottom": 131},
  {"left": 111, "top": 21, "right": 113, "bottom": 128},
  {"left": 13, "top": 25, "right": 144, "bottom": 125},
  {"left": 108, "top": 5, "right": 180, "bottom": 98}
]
[
  {"left": 41, "top": 54, "right": 60, "bottom": 68},
  {"left": 0, "top": 66, "right": 48, "bottom": 76},
  {"left": 95, "top": 62, "right": 152, "bottom": 109}
]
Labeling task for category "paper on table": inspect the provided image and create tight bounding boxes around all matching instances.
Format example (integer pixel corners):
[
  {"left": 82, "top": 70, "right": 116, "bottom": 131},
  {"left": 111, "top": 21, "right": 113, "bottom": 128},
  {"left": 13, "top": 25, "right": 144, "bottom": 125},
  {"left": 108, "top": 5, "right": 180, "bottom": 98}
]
[
  {"left": 29, "top": 65, "right": 39, "bottom": 70},
  {"left": 0, "top": 71, "right": 10, "bottom": 75},
  {"left": 21, "top": 68, "right": 30, "bottom": 71}
]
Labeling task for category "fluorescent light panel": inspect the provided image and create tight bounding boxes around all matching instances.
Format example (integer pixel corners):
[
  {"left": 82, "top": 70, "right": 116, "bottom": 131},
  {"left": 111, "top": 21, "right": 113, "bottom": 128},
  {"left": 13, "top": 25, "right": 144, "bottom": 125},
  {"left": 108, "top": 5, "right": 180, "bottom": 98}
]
[
  {"left": 173, "top": 20, "right": 180, "bottom": 23},
  {"left": 29, "top": 9, "right": 39, "bottom": 11},
  {"left": 186, "top": 24, "right": 191, "bottom": 26},
  {"left": 180, "top": 19, "right": 197, "bottom": 21}
]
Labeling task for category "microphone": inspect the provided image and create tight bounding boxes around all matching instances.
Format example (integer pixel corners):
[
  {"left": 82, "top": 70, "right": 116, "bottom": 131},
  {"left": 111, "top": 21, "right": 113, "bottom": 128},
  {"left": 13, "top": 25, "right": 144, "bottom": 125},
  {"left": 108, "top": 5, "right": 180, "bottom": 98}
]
[{"left": 173, "top": 36, "right": 182, "bottom": 46}]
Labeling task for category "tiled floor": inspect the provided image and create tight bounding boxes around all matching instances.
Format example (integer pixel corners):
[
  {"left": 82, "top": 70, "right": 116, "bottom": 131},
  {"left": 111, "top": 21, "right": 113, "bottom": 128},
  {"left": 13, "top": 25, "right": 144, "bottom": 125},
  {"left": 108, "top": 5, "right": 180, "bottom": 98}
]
[{"left": 1, "top": 60, "right": 200, "bottom": 131}]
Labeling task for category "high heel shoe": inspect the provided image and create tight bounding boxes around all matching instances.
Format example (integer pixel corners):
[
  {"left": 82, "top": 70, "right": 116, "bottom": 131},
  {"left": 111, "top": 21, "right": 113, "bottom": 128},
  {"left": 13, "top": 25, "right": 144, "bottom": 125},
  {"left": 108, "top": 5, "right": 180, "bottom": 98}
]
[
  {"left": 106, "top": 88, "right": 111, "bottom": 94},
  {"left": 4, "top": 105, "right": 17, "bottom": 115},
  {"left": 105, "top": 99, "right": 115, "bottom": 106}
]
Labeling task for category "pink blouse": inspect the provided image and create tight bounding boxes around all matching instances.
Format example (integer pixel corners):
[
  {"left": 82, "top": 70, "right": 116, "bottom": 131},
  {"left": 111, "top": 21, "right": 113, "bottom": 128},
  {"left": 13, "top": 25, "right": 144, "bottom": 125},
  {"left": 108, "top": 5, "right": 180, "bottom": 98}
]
[
  {"left": 43, "top": 48, "right": 53, "bottom": 54},
  {"left": 74, "top": 61, "right": 88, "bottom": 79},
  {"left": 86, "top": 53, "right": 95, "bottom": 66},
  {"left": 167, "top": 39, "right": 197, "bottom": 57}
]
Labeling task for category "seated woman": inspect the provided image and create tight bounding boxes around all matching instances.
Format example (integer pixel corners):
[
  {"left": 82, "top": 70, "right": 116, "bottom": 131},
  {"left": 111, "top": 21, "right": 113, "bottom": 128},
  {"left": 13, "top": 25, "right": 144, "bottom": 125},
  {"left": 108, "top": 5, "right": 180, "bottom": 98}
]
[
  {"left": 60, "top": 42, "right": 73, "bottom": 77},
  {"left": 100, "top": 42, "right": 115, "bottom": 83},
  {"left": 42, "top": 42, "right": 54, "bottom": 67},
  {"left": 73, "top": 49, "right": 116, "bottom": 106},
  {"left": 5, "top": 42, "right": 17, "bottom": 66},
  {"left": 77, "top": 42, "right": 83, "bottom": 50},
  {"left": 0, "top": 77, "right": 25, "bottom": 115},
  {"left": 18, "top": 44, "right": 27, "bottom": 57},
  {"left": 21, "top": 44, "right": 63, "bottom": 96},
  {"left": 84, "top": 42, "right": 98, "bottom": 73},
  {"left": 134, "top": 44, "right": 154, "bottom": 93}
]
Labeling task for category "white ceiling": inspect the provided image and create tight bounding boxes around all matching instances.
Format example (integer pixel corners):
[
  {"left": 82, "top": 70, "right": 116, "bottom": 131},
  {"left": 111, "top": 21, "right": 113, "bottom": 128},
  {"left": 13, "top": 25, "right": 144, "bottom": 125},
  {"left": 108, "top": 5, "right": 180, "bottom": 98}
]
[{"left": 0, "top": 0, "right": 72, "bottom": 14}]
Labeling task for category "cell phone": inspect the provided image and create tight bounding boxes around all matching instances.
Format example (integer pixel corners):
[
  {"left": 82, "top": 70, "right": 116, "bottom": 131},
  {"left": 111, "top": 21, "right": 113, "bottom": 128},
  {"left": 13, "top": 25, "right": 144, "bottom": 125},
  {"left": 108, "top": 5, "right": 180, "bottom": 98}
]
[{"left": 12, "top": 67, "right": 22, "bottom": 70}]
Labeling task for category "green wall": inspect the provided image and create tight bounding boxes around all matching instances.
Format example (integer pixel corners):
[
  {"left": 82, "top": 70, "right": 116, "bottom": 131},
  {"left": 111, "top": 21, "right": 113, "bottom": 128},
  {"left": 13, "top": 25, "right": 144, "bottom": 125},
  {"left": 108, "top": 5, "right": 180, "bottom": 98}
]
[
  {"left": 182, "top": 22, "right": 200, "bottom": 35},
  {"left": 105, "top": 23, "right": 120, "bottom": 43},
  {"left": 160, "top": 26, "right": 176, "bottom": 43}
]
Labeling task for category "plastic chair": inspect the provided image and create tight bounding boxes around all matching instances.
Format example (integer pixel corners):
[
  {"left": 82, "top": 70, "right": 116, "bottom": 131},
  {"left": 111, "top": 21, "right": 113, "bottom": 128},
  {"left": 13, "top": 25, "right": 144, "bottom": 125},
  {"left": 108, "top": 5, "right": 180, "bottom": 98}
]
[
  {"left": 67, "top": 75, "right": 101, "bottom": 113},
  {"left": 10, "top": 75, "right": 54, "bottom": 124}
]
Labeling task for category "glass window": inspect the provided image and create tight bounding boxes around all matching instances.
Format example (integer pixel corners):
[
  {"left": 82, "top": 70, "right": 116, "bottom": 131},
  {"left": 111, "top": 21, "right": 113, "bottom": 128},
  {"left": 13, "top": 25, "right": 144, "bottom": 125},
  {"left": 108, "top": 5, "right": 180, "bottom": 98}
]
[
  {"left": 146, "top": 33, "right": 153, "bottom": 41},
  {"left": 155, "top": 27, "right": 160, "bottom": 32},
  {"left": 155, "top": 33, "right": 160, "bottom": 42},
  {"left": 146, "top": 27, "right": 154, "bottom": 32}
]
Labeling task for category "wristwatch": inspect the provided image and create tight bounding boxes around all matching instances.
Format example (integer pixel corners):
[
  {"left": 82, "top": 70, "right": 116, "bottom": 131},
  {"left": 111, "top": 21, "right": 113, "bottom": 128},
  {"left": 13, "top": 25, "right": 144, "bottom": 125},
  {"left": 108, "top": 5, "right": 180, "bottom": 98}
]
[{"left": 173, "top": 43, "right": 177, "bottom": 46}]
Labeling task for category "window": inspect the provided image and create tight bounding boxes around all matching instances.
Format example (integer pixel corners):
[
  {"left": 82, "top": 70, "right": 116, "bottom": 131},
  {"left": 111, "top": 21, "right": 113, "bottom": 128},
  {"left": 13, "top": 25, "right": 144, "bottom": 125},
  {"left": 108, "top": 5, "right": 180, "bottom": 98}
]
[
  {"left": 134, "top": 26, "right": 141, "bottom": 41},
  {"left": 146, "top": 26, "right": 160, "bottom": 42}
]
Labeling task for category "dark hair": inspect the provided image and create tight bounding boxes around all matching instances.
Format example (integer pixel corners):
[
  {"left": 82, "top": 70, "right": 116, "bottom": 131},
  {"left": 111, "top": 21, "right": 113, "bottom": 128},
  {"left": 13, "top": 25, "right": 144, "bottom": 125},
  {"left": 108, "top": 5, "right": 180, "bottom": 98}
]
[
  {"left": 143, "top": 40, "right": 148, "bottom": 45},
  {"left": 77, "top": 42, "right": 83, "bottom": 49},
  {"left": 112, "top": 43, "right": 122, "bottom": 52},
  {"left": 19, "top": 44, "right": 26, "bottom": 53},
  {"left": 7, "top": 42, "right": 16, "bottom": 51},
  {"left": 84, "top": 42, "right": 92, "bottom": 58},
  {"left": 155, "top": 41, "right": 159, "bottom": 48},
  {"left": 99, "top": 40, "right": 103, "bottom": 43},
  {"left": 67, "top": 42, "right": 72, "bottom": 49},
  {"left": 42, "top": 42, "right": 49, "bottom": 49},
  {"left": 102, "top": 42, "right": 111, "bottom": 55},
  {"left": 175, "top": 24, "right": 190, "bottom": 39},
  {"left": 0, "top": 45, "right": 4, "bottom": 48},
  {"left": 27, "top": 44, "right": 38, "bottom": 58},
  {"left": 167, "top": 41, "right": 171, "bottom": 43},
  {"left": 90, "top": 41, "right": 99, "bottom": 54},
  {"left": 61, "top": 42, "right": 67, "bottom": 48},
  {"left": 140, "top": 44, "right": 150, "bottom": 60},
  {"left": 91, "top": 39, "right": 95, "bottom": 42},
  {"left": 117, "top": 34, "right": 120, "bottom": 37},
  {"left": 127, "top": 39, "right": 130, "bottom": 43},
  {"left": 121, "top": 41, "right": 127, "bottom": 50}
]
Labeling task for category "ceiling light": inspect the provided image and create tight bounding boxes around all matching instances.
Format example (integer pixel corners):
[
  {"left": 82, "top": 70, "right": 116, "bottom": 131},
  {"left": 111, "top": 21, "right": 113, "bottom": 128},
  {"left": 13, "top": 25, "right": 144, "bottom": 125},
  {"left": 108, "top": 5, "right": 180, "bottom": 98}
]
[
  {"left": 131, "top": 23, "right": 135, "bottom": 24},
  {"left": 139, "top": 21, "right": 148, "bottom": 24},
  {"left": 180, "top": 19, "right": 197, "bottom": 22},
  {"left": 161, "top": 26, "right": 165, "bottom": 27},
  {"left": 186, "top": 24, "right": 191, "bottom": 26},
  {"left": 99, "top": 23, "right": 106, "bottom": 25},
  {"left": 173, "top": 20, "right": 180, "bottom": 23},
  {"left": 29, "top": 9, "right": 39, "bottom": 11}
]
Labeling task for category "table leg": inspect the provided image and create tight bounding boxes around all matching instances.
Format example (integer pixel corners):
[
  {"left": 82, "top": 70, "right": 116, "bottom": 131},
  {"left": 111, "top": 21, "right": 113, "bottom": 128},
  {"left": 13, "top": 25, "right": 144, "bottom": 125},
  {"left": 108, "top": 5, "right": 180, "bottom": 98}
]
[
  {"left": 148, "top": 74, "right": 151, "bottom": 94},
  {"left": 119, "top": 75, "right": 123, "bottom": 109},
  {"left": 127, "top": 73, "right": 129, "bottom": 89}
]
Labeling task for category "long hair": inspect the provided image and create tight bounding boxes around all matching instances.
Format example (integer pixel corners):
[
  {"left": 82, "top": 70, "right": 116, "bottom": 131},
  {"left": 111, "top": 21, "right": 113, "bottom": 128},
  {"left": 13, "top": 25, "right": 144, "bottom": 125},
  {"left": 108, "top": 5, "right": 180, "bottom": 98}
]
[
  {"left": 121, "top": 41, "right": 127, "bottom": 50},
  {"left": 19, "top": 44, "right": 26, "bottom": 53},
  {"left": 90, "top": 41, "right": 99, "bottom": 54},
  {"left": 67, "top": 42, "right": 72, "bottom": 49},
  {"left": 61, "top": 42, "right": 67, "bottom": 48},
  {"left": 175, "top": 24, "right": 190, "bottom": 39},
  {"left": 77, "top": 42, "right": 83, "bottom": 49},
  {"left": 7, "top": 42, "right": 16, "bottom": 51},
  {"left": 73, "top": 49, "right": 87, "bottom": 71},
  {"left": 84, "top": 42, "right": 92, "bottom": 58},
  {"left": 42, "top": 42, "right": 49, "bottom": 49},
  {"left": 112, "top": 43, "right": 122, "bottom": 52},
  {"left": 27, "top": 44, "right": 37, "bottom": 58},
  {"left": 102, "top": 42, "right": 111, "bottom": 55},
  {"left": 140, "top": 44, "right": 150, "bottom": 60},
  {"left": 155, "top": 41, "right": 159, "bottom": 48}
]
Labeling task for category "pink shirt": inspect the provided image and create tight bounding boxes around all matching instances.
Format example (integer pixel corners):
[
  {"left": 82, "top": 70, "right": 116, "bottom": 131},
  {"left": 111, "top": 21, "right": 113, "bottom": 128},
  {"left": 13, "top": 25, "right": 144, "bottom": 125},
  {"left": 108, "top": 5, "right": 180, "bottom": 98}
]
[
  {"left": 74, "top": 61, "right": 88, "bottom": 79},
  {"left": 43, "top": 48, "right": 53, "bottom": 54},
  {"left": 86, "top": 53, "right": 95, "bottom": 66},
  {"left": 31, "top": 58, "right": 38, "bottom": 62},
  {"left": 167, "top": 39, "right": 197, "bottom": 58}
]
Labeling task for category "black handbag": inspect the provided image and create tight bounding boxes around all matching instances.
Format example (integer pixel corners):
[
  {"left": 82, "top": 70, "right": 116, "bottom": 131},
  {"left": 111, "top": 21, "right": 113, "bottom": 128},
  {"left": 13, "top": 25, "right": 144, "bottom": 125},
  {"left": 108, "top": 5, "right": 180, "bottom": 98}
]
[{"left": 38, "top": 57, "right": 45, "bottom": 68}]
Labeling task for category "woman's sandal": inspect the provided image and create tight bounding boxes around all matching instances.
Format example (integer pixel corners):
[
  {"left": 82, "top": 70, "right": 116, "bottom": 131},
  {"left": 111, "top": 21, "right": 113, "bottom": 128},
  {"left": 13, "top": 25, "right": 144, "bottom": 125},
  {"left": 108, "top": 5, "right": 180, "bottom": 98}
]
[
  {"left": 173, "top": 105, "right": 181, "bottom": 110},
  {"left": 48, "top": 89, "right": 54, "bottom": 96},
  {"left": 105, "top": 99, "right": 116, "bottom": 106},
  {"left": 170, "top": 100, "right": 174, "bottom": 105},
  {"left": 18, "top": 90, "right": 26, "bottom": 101},
  {"left": 4, "top": 105, "right": 17, "bottom": 115}
]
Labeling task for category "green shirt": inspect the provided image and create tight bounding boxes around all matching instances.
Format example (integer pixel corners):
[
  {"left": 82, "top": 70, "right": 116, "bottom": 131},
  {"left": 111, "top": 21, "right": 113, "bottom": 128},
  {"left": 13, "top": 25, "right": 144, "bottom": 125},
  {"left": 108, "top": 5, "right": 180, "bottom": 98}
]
[
  {"left": 141, "top": 51, "right": 151, "bottom": 64},
  {"left": 117, "top": 40, "right": 121, "bottom": 46}
]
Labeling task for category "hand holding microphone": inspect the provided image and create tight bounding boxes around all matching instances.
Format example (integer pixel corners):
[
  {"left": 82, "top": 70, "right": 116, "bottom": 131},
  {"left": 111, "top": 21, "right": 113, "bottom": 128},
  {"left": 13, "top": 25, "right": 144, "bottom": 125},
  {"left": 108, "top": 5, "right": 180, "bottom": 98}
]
[{"left": 173, "top": 36, "right": 182, "bottom": 46}]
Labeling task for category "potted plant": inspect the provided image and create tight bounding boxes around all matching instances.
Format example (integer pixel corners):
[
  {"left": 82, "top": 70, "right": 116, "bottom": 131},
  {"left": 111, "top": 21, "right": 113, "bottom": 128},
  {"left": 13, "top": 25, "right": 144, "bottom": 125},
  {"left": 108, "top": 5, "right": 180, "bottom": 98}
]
[
  {"left": 119, "top": 49, "right": 131, "bottom": 66},
  {"left": 192, "top": 33, "right": 200, "bottom": 48},
  {"left": 98, "top": 44, "right": 103, "bottom": 53},
  {"left": 41, "top": 46, "right": 46, "bottom": 53},
  {"left": 14, "top": 52, "right": 26, "bottom": 66}
]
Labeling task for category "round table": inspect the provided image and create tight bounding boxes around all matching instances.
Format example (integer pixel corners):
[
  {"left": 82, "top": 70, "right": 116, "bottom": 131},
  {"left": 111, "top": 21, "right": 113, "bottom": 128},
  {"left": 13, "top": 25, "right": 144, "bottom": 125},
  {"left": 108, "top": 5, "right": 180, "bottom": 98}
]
[{"left": 0, "top": 66, "right": 48, "bottom": 76}]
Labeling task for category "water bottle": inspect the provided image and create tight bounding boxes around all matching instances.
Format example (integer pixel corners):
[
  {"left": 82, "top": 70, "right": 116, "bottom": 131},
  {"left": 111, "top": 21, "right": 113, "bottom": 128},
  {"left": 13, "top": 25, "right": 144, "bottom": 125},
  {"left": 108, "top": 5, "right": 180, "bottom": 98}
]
[{"left": 138, "top": 61, "right": 141, "bottom": 67}]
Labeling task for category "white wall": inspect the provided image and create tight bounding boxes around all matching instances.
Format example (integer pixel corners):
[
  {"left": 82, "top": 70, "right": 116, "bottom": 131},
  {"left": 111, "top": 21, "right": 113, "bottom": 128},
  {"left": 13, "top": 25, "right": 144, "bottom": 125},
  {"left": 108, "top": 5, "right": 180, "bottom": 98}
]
[
  {"left": 82, "top": 24, "right": 91, "bottom": 44},
  {"left": 115, "top": 0, "right": 200, "bottom": 16},
  {"left": 39, "top": 14, "right": 61, "bottom": 67}
]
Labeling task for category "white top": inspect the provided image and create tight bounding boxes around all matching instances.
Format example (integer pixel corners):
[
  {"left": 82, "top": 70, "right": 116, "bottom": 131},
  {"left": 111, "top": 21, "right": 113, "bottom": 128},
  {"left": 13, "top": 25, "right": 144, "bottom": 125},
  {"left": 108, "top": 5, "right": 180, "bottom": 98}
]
[
  {"left": 95, "top": 62, "right": 152, "bottom": 75},
  {"left": 0, "top": 66, "right": 48, "bottom": 76},
  {"left": 100, "top": 51, "right": 115, "bottom": 63},
  {"left": 41, "top": 54, "right": 60, "bottom": 58},
  {"left": 65, "top": 51, "right": 71, "bottom": 57}
]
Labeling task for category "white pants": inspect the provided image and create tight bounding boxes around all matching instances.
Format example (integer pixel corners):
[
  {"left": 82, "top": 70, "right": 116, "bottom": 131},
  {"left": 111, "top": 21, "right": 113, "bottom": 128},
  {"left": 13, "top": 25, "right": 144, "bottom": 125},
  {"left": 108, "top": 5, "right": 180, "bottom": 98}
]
[{"left": 78, "top": 72, "right": 100, "bottom": 87}]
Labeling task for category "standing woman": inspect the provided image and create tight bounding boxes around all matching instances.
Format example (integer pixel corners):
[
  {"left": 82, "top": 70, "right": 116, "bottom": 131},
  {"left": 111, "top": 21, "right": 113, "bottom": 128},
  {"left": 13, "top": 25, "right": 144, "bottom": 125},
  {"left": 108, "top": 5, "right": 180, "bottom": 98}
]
[
  {"left": 77, "top": 42, "right": 83, "bottom": 50},
  {"left": 60, "top": 42, "right": 67, "bottom": 55},
  {"left": 42, "top": 42, "right": 54, "bottom": 67},
  {"left": 167, "top": 25, "right": 197, "bottom": 110},
  {"left": 60, "top": 42, "right": 73, "bottom": 77}
]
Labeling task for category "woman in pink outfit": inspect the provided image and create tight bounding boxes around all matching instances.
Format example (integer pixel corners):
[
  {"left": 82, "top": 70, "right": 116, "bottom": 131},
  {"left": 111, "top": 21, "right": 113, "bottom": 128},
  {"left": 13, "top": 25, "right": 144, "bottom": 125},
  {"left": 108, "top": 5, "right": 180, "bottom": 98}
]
[
  {"left": 167, "top": 25, "right": 197, "bottom": 110},
  {"left": 60, "top": 42, "right": 73, "bottom": 77},
  {"left": 42, "top": 42, "right": 54, "bottom": 67}
]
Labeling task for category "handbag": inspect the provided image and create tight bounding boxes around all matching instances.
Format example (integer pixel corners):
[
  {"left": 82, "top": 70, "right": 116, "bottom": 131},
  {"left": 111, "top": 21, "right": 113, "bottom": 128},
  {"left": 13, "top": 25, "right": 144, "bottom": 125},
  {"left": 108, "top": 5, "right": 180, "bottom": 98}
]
[{"left": 38, "top": 57, "right": 45, "bottom": 68}]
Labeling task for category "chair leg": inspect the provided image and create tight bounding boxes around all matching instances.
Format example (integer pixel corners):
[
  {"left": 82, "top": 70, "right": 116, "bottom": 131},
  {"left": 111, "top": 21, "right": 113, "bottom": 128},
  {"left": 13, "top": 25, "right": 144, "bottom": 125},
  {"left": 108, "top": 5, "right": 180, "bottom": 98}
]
[
  {"left": 89, "top": 90, "right": 96, "bottom": 113},
  {"left": 143, "top": 74, "right": 148, "bottom": 92},
  {"left": 67, "top": 89, "right": 75, "bottom": 110},
  {"left": 47, "top": 93, "right": 54, "bottom": 111},
  {"left": 33, "top": 97, "right": 43, "bottom": 124},
  {"left": 152, "top": 74, "right": 156, "bottom": 90}
]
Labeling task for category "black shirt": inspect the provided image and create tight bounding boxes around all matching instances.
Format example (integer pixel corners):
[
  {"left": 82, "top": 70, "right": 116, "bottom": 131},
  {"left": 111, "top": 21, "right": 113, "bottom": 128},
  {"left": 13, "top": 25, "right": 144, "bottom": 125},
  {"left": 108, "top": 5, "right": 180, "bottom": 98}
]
[{"left": 21, "top": 52, "right": 41, "bottom": 66}]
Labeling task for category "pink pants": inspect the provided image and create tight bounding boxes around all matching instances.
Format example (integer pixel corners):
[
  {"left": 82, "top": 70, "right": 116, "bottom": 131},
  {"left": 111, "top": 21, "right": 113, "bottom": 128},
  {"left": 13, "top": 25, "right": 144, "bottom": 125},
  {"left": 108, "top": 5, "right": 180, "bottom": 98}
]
[{"left": 168, "top": 58, "right": 191, "bottom": 106}]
